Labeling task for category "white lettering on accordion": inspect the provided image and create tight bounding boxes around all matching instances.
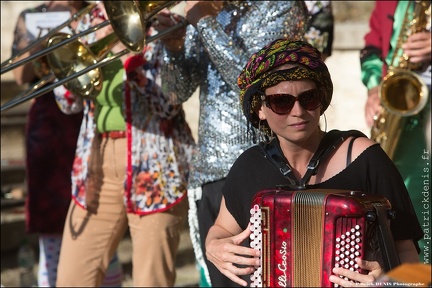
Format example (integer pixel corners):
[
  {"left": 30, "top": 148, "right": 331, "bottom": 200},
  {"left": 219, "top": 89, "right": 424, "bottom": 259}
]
[{"left": 277, "top": 241, "right": 287, "bottom": 287}]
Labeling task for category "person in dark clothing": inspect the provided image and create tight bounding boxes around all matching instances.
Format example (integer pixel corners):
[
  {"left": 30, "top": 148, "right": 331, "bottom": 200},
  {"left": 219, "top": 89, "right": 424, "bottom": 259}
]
[
  {"left": 205, "top": 38, "right": 423, "bottom": 287},
  {"left": 156, "top": 1, "right": 334, "bottom": 286}
]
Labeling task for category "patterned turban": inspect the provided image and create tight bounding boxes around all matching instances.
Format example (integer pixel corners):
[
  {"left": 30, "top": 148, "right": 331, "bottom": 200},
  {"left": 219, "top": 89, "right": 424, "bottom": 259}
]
[{"left": 237, "top": 39, "right": 333, "bottom": 135}]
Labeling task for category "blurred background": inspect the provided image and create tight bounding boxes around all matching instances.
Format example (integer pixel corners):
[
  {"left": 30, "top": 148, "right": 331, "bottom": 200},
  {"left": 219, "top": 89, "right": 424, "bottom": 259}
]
[{"left": 1, "top": 1, "right": 374, "bottom": 286}]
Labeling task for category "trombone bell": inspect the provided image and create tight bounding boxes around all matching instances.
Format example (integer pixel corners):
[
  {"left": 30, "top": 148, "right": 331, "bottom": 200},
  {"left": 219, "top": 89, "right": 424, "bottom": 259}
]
[
  {"left": 47, "top": 34, "right": 103, "bottom": 99},
  {"left": 103, "top": 1, "right": 179, "bottom": 53},
  {"left": 103, "top": 1, "right": 146, "bottom": 53}
]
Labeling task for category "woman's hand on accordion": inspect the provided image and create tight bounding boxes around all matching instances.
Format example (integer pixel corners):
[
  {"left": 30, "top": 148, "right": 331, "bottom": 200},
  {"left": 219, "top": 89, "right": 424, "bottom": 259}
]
[
  {"left": 206, "top": 197, "right": 261, "bottom": 286},
  {"left": 206, "top": 223, "right": 260, "bottom": 287},
  {"left": 329, "top": 258, "right": 384, "bottom": 287}
]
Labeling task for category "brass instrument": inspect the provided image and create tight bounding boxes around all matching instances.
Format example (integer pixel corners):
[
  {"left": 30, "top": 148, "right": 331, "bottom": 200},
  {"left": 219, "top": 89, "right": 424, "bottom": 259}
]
[
  {"left": 46, "top": 32, "right": 119, "bottom": 98},
  {"left": 0, "top": 3, "right": 99, "bottom": 72},
  {"left": 371, "top": 0, "right": 430, "bottom": 159},
  {"left": 1, "top": 1, "right": 186, "bottom": 112}
]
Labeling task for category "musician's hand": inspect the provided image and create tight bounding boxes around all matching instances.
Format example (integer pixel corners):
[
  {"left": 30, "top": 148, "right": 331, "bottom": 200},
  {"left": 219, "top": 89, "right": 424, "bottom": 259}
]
[
  {"left": 329, "top": 258, "right": 384, "bottom": 287},
  {"left": 155, "top": 10, "right": 186, "bottom": 52},
  {"left": 403, "top": 31, "right": 431, "bottom": 64},
  {"left": 365, "top": 86, "right": 382, "bottom": 128},
  {"left": 206, "top": 224, "right": 260, "bottom": 287},
  {"left": 184, "top": 1, "right": 225, "bottom": 27}
]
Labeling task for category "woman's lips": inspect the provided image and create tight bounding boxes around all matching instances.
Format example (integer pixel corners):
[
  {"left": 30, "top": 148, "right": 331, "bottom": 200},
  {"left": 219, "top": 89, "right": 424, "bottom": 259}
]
[{"left": 289, "top": 120, "right": 308, "bottom": 128}]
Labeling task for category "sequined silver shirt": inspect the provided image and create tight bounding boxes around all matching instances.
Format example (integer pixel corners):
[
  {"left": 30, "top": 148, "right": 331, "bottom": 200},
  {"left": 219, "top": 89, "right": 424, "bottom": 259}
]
[{"left": 162, "top": 1, "right": 309, "bottom": 189}]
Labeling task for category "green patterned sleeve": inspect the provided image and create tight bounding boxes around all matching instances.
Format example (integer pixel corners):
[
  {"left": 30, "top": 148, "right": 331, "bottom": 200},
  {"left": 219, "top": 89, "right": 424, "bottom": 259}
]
[{"left": 360, "top": 53, "right": 383, "bottom": 90}]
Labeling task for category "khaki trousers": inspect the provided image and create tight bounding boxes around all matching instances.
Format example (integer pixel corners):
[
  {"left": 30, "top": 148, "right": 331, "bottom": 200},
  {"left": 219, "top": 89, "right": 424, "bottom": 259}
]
[{"left": 56, "top": 137, "right": 188, "bottom": 287}]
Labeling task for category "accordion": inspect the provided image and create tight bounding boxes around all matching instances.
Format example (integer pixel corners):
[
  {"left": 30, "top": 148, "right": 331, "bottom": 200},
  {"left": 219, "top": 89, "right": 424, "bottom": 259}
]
[{"left": 249, "top": 188, "right": 399, "bottom": 287}]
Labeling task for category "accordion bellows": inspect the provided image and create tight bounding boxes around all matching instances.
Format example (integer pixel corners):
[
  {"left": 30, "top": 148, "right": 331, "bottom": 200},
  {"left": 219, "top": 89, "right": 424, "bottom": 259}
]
[{"left": 249, "top": 189, "right": 394, "bottom": 287}]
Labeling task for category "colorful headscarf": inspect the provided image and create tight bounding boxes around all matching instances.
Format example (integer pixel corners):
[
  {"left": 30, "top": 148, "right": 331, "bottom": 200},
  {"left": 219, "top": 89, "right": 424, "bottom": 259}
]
[{"left": 237, "top": 39, "right": 333, "bottom": 136}]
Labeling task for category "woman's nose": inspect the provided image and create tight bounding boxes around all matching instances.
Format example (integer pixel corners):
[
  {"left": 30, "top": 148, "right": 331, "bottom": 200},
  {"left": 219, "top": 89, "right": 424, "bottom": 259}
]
[{"left": 289, "top": 98, "right": 305, "bottom": 115}]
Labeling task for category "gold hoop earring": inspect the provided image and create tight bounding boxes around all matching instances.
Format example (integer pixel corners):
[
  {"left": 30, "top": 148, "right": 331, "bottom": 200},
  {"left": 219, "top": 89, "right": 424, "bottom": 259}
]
[
  {"left": 258, "top": 120, "right": 267, "bottom": 143},
  {"left": 258, "top": 120, "right": 274, "bottom": 143},
  {"left": 321, "top": 112, "right": 327, "bottom": 133}
]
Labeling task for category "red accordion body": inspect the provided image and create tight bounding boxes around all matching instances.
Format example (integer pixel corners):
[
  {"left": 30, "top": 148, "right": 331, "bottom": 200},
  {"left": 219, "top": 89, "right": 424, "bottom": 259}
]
[{"left": 249, "top": 189, "right": 393, "bottom": 287}]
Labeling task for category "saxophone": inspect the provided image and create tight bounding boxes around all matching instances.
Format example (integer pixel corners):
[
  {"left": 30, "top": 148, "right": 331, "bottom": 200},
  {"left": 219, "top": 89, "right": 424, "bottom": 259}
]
[{"left": 371, "top": 0, "right": 430, "bottom": 159}]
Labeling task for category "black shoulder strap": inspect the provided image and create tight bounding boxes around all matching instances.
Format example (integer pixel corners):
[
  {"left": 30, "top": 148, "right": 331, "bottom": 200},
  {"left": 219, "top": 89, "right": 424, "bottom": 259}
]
[
  {"left": 259, "top": 140, "right": 299, "bottom": 187},
  {"left": 301, "top": 129, "right": 366, "bottom": 186},
  {"left": 259, "top": 129, "right": 366, "bottom": 189},
  {"left": 346, "top": 137, "right": 357, "bottom": 166}
]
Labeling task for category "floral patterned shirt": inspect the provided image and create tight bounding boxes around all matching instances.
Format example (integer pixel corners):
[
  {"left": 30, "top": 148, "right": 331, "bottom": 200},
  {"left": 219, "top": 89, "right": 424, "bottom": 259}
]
[{"left": 54, "top": 10, "right": 195, "bottom": 215}]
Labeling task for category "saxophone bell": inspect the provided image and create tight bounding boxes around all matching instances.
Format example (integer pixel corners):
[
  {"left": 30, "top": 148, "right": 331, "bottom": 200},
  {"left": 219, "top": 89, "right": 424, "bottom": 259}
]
[{"left": 380, "top": 69, "right": 428, "bottom": 117}]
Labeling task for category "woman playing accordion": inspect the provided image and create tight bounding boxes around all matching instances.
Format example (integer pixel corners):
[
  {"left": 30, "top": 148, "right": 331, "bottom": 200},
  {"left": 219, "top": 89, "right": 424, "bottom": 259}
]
[{"left": 205, "top": 38, "right": 423, "bottom": 287}]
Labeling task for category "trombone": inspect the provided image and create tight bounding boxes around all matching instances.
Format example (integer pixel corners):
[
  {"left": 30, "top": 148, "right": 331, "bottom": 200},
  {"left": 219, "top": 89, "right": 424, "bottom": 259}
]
[
  {"left": 1, "top": 1, "right": 186, "bottom": 112},
  {"left": 0, "top": 2, "right": 105, "bottom": 74}
]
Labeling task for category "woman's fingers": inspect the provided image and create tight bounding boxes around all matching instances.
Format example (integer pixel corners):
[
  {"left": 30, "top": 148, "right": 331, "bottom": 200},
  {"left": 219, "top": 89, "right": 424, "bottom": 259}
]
[{"left": 329, "top": 259, "right": 384, "bottom": 287}]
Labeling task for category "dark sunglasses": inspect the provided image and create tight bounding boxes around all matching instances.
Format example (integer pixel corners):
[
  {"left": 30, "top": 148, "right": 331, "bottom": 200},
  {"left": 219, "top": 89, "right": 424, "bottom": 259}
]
[{"left": 260, "top": 88, "right": 322, "bottom": 115}]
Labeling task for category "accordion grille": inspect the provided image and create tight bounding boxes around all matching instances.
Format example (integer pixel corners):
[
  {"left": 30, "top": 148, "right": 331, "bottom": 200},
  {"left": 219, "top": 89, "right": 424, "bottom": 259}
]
[{"left": 292, "top": 192, "right": 326, "bottom": 287}]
